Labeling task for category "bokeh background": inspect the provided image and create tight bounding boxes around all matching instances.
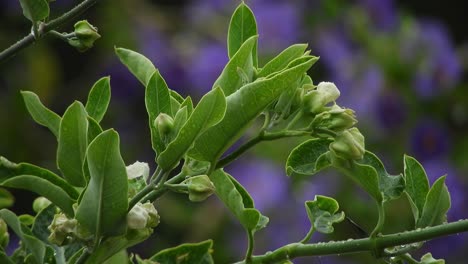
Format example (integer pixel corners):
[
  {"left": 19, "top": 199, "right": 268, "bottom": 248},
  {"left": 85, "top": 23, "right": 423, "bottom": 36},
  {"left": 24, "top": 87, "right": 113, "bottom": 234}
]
[{"left": 1, "top": 0, "right": 468, "bottom": 263}]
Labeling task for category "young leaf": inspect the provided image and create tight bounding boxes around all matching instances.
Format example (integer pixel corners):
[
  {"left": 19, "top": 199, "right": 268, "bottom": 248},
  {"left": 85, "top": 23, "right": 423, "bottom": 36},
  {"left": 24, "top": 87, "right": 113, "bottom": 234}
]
[
  {"left": 403, "top": 155, "right": 430, "bottom": 222},
  {"left": 228, "top": 2, "right": 258, "bottom": 67},
  {"left": 286, "top": 138, "right": 333, "bottom": 177},
  {"left": 87, "top": 116, "right": 103, "bottom": 144},
  {"left": 76, "top": 129, "right": 128, "bottom": 238},
  {"left": 85, "top": 77, "right": 111, "bottom": 123},
  {"left": 57, "top": 101, "right": 88, "bottom": 187},
  {"left": 150, "top": 240, "right": 214, "bottom": 264},
  {"left": 171, "top": 106, "right": 188, "bottom": 138},
  {"left": 305, "top": 195, "right": 345, "bottom": 234},
  {"left": 21, "top": 91, "right": 61, "bottom": 138},
  {"left": 181, "top": 96, "right": 194, "bottom": 115},
  {"left": 417, "top": 176, "right": 451, "bottom": 228},
  {"left": 170, "top": 90, "right": 185, "bottom": 104},
  {"left": 0, "top": 188, "right": 13, "bottom": 209},
  {"left": 257, "top": 44, "right": 308, "bottom": 78},
  {"left": 115, "top": 47, "right": 156, "bottom": 86},
  {"left": 157, "top": 87, "right": 226, "bottom": 171},
  {"left": 189, "top": 57, "right": 316, "bottom": 163},
  {"left": 420, "top": 253, "right": 445, "bottom": 264},
  {"left": 19, "top": 0, "right": 49, "bottom": 22}
]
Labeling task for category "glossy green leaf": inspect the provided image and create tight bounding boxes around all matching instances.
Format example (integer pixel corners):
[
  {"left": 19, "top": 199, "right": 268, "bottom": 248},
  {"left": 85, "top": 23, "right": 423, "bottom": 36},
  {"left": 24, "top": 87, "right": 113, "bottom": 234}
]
[
  {"left": 158, "top": 88, "right": 226, "bottom": 170},
  {"left": 146, "top": 71, "right": 173, "bottom": 157},
  {"left": 305, "top": 195, "right": 345, "bottom": 234},
  {"left": 85, "top": 77, "right": 111, "bottom": 123},
  {"left": 417, "top": 176, "right": 450, "bottom": 228},
  {"left": 87, "top": 116, "right": 103, "bottom": 144},
  {"left": 258, "top": 44, "right": 309, "bottom": 78},
  {"left": 217, "top": 35, "right": 257, "bottom": 96},
  {"left": 21, "top": 91, "right": 61, "bottom": 138},
  {"left": 19, "top": 0, "right": 49, "bottom": 22},
  {"left": 0, "top": 188, "right": 14, "bottom": 209},
  {"left": 150, "top": 240, "right": 214, "bottom": 264},
  {"left": 0, "top": 209, "right": 46, "bottom": 264},
  {"left": 286, "top": 138, "right": 333, "bottom": 177},
  {"left": 76, "top": 130, "right": 128, "bottom": 237},
  {"left": 228, "top": 2, "right": 257, "bottom": 67},
  {"left": 115, "top": 47, "right": 156, "bottom": 86},
  {"left": 57, "top": 101, "right": 88, "bottom": 187},
  {"left": 189, "top": 57, "right": 316, "bottom": 163},
  {"left": 404, "top": 155, "right": 430, "bottom": 222}
]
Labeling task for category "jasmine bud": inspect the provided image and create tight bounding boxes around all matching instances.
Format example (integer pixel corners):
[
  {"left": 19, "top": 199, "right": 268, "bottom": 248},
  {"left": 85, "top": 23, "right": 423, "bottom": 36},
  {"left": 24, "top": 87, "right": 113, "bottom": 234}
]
[
  {"left": 68, "top": 20, "right": 101, "bottom": 52},
  {"left": 127, "top": 202, "right": 160, "bottom": 230},
  {"left": 154, "top": 113, "right": 174, "bottom": 139},
  {"left": 184, "top": 175, "right": 216, "bottom": 202},
  {"left": 48, "top": 213, "right": 77, "bottom": 245},
  {"left": 32, "top": 197, "right": 51, "bottom": 213},
  {"left": 329, "top": 128, "right": 365, "bottom": 160},
  {"left": 303, "top": 82, "right": 340, "bottom": 114},
  {"left": 313, "top": 105, "right": 357, "bottom": 132}
]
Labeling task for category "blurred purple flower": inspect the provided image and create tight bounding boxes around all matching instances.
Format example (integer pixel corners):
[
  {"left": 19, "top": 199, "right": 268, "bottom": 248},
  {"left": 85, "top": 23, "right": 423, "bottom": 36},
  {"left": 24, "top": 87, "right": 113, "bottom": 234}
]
[
  {"left": 357, "top": 0, "right": 397, "bottom": 31},
  {"left": 409, "top": 119, "right": 451, "bottom": 162},
  {"left": 315, "top": 29, "right": 354, "bottom": 76},
  {"left": 374, "top": 91, "right": 407, "bottom": 130},
  {"left": 101, "top": 60, "right": 140, "bottom": 99}
]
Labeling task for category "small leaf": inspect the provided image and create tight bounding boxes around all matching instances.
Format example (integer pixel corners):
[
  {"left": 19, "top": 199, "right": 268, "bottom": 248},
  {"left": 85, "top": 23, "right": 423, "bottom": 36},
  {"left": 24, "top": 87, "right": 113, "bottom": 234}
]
[
  {"left": 76, "top": 130, "right": 128, "bottom": 238},
  {"left": 21, "top": 91, "right": 61, "bottom": 138},
  {"left": 286, "top": 138, "right": 333, "bottom": 177},
  {"left": 403, "top": 155, "right": 430, "bottom": 222},
  {"left": 19, "top": 0, "right": 49, "bottom": 22},
  {"left": 157, "top": 87, "right": 226, "bottom": 170},
  {"left": 85, "top": 77, "right": 111, "bottom": 123},
  {"left": 420, "top": 253, "right": 445, "bottom": 264},
  {"left": 171, "top": 106, "right": 188, "bottom": 138},
  {"left": 0, "top": 188, "right": 14, "bottom": 209},
  {"left": 57, "top": 101, "right": 88, "bottom": 187},
  {"left": 170, "top": 90, "right": 185, "bottom": 104},
  {"left": 305, "top": 195, "right": 345, "bottom": 234},
  {"left": 258, "top": 44, "right": 309, "bottom": 78},
  {"left": 181, "top": 96, "right": 194, "bottom": 115},
  {"left": 150, "top": 240, "right": 214, "bottom": 264},
  {"left": 228, "top": 2, "right": 258, "bottom": 67},
  {"left": 417, "top": 176, "right": 451, "bottom": 228},
  {"left": 115, "top": 47, "right": 156, "bottom": 86}
]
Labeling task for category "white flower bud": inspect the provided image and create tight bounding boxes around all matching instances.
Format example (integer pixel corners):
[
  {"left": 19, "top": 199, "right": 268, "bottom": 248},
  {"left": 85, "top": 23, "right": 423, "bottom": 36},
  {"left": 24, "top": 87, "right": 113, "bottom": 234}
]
[{"left": 126, "top": 161, "right": 150, "bottom": 181}]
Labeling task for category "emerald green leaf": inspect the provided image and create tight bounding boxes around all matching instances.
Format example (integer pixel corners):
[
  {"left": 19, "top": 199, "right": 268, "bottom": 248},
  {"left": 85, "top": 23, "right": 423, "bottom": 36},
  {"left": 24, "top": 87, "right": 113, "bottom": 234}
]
[
  {"left": 76, "top": 129, "right": 128, "bottom": 237},
  {"left": 0, "top": 209, "right": 46, "bottom": 264},
  {"left": 85, "top": 77, "right": 111, "bottom": 123},
  {"left": 417, "top": 176, "right": 451, "bottom": 228},
  {"left": 19, "top": 0, "right": 49, "bottom": 22},
  {"left": 158, "top": 88, "right": 226, "bottom": 170},
  {"left": 403, "top": 155, "right": 430, "bottom": 222},
  {"left": 21, "top": 91, "right": 61, "bottom": 138},
  {"left": 57, "top": 101, "right": 88, "bottom": 187},
  {"left": 115, "top": 47, "right": 156, "bottom": 86},
  {"left": 228, "top": 2, "right": 257, "bottom": 67},
  {"left": 146, "top": 71, "right": 173, "bottom": 157},
  {"left": 210, "top": 170, "right": 268, "bottom": 232},
  {"left": 215, "top": 36, "right": 257, "bottom": 96},
  {"left": 286, "top": 138, "right": 333, "bottom": 177},
  {"left": 258, "top": 44, "right": 309, "bottom": 78},
  {"left": 305, "top": 195, "right": 345, "bottom": 234},
  {"left": 189, "top": 57, "right": 316, "bottom": 163},
  {"left": 150, "top": 240, "right": 214, "bottom": 264},
  {"left": 87, "top": 116, "right": 103, "bottom": 144},
  {"left": 0, "top": 188, "right": 14, "bottom": 209}
]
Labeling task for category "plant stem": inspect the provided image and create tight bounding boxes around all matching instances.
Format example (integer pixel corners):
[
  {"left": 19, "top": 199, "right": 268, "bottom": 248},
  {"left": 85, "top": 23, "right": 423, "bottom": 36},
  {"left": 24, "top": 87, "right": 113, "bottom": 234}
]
[
  {"left": 141, "top": 172, "right": 187, "bottom": 202},
  {"left": 245, "top": 231, "right": 255, "bottom": 263},
  {"left": 75, "top": 248, "right": 91, "bottom": 264},
  {"left": 299, "top": 226, "right": 315, "bottom": 244},
  {"left": 240, "top": 219, "right": 468, "bottom": 263},
  {"left": 370, "top": 202, "right": 385, "bottom": 238},
  {"left": 0, "top": 0, "right": 98, "bottom": 63}
]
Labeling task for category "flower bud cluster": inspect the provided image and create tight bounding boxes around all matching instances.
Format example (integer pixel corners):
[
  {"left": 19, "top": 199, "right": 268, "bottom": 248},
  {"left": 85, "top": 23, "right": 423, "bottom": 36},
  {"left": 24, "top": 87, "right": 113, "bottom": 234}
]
[
  {"left": 183, "top": 175, "right": 216, "bottom": 202},
  {"left": 48, "top": 213, "right": 91, "bottom": 246},
  {"left": 127, "top": 202, "right": 160, "bottom": 230}
]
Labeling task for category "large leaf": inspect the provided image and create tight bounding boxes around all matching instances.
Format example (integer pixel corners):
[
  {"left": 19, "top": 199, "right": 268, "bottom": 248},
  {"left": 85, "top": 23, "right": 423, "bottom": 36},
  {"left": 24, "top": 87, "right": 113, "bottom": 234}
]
[
  {"left": 0, "top": 209, "right": 46, "bottom": 264},
  {"left": 0, "top": 252, "right": 14, "bottom": 264},
  {"left": 257, "top": 44, "right": 308, "bottom": 78},
  {"left": 157, "top": 87, "right": 226, "bottom": 171},
  {"left": 87, "top": 116, "right": 103, "bottom": 144},
  {"left": 286, "top": 138, "right": 333, "bottom": 177},
  {"left": 150, "top": 240, "right": 214, "bottom": 264},
  {"left": 417, "top": 176, "right": 451, "bottom": 228},
  {"left": 228, "top": 2, "right": 258, "bottom": 67},
  {"left": 115, "top": 47, "right": 156, "bottom": 86},
  {"left": 403, "top": 155, "right": 430, "bottom": 222},
  {"left": 21, "top": 91, "right": 61, "bottom": 138},
  {"left": 19, "top": 0, "right": 49, "bottom": 22},
  {"left": 305, "top": 195, "right": 345, "bottom": 234},
  {"left": 75, "top": 130, "right": 128, "bottom": 237},
  {"left": 214, "top": 36, "right": 257, "bottom": 96},
  {"left": 189, "top": 57, "right": 316, "bottom": 163},
  {"left": 57, "top": 101, "right": 88, "bottom": 187},
  {"left": 85, "top": 77, "right": 111, "bottom": 123},
  {"left": 146, "top": 71, "right": 173, "bottom": 157}
]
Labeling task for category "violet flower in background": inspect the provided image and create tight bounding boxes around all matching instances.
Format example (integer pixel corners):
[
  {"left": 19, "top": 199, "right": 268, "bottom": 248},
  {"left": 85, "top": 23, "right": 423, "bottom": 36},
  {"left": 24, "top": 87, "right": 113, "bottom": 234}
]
[
  {"left": 356, "top": 0, "right": 397, "bottom": 31},
  {"left": 374, "top": 91, "right": 407, "bottom": 131},
  {"left": 409, "top": 119, "right": 451, "bottom": 162}
]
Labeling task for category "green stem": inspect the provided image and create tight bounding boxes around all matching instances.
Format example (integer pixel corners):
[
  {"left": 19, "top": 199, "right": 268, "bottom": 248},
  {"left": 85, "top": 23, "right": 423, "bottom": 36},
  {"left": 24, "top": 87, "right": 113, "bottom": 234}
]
[
  {"left": 75, "top": 248, "right": 91, "bottom": 264},
  {"left": 245, "top": 231, "right": 255, "bottom": 263},
  {"left": 241, "top": 219, "right": 468, "bottom": 264},
  {"left": 285, "top": 110, "right": 303, "bottom": 130},
  {"left": 0, "top": 0, "right": 98, "bottom": 63},
  {"left": 141, "top": 172, "right": 187, "bottom": 202},
  {"left": 370, "top": 202, "right": 385, "bottom": 238},
  {"left": 299, "top": 226, "right": 315, "bottom": 244}
]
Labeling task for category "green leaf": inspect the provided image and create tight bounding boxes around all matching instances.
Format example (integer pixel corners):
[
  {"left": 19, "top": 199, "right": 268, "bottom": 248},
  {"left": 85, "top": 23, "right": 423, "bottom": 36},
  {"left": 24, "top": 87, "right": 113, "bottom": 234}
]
[
  {"left": 87, "top": 116, "right": 103, "bottom": 144},
  {"left": 146, "top": 71, "right": 173, "bottom": 157},
  {"left": 0, "top": 252, "right": 14, "bottom": 264},
  {"left": 19, "top": 0, "right": 49, "bottom": 22},
  {"left": 0, "top": 188, "right": 14, "bottom": 209},
  {"left": 228, "top": 2, "right": 258, "bottom": 67},
  {"left": 158, "top": 87, "right": 227, "bottom": 170},
  {"left": 170, "top": 90, "right": 185, "bottom": 104},
  {"left": 85, "top": 77, "right": 111, "bottom": 123},
  {"left": 0, "top": 209, "right": 46, "bottom": 264},
  {"left": 171, "top": 106, "right": 188, "bottom": 138},
  {"left": 210, "top": 170, "right": 268, "bottom": 232},
  {"left": 403, "top": 155, "right": 430, "bottom": 222},
  {"left": 417, "top": 176, "right": 451, "bottom": 228},
  {"left": 189, "top": 57, "right": 316, "bottom": 163},
  {"left": 181, "top": 96, "right": 194, "bottom": 115},
  {"left": 57, "top": 101, "right": 88, "bottom": 187},
  {"left": 21, "top": 91, "right": 61, "bottom": 138},
  {"left": 286, "top": 138, "right": 333, "bottom": 177},
  {"left": 420, "top": 253, "right": 445, "bottom": 264},
  {"left": 150, "top": 240, "right": 214, "bottom": 264},
  {"left": 215, "top": 36, "right": 257, "bottom": 96},
  {"left": 115, "top": 47, "right": 156, "bottom": 86},
  {"left": 76, "top": 130, "right": 128, "bottom": 238},
  {"left": 257, "top": 44, "right": 309, "bottom": 78},
  {"left": 305, "top": 195, "right": 345, "bottom": 234},
  {"left": 32, "top": 204, "right": 56, "bottom": 243}
]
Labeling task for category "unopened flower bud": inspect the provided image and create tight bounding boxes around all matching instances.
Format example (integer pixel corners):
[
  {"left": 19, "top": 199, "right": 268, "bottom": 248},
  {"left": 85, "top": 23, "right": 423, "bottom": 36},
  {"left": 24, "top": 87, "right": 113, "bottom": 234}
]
[
  {"left": 0, "top": 219, "right": 9, "bottom": 249},
  {"left": 329, "top": 128, "right": 365, "bottom": 160},
  {"left": 313, "top": 105, "right": 357, "bottom": 132},
  {"left": 33, "top": 197, "right": 51, "bottom": 213},
  {"left": 127, "top": 202, "right": 160, "bottom": 230},
  {"left": 184, "top": 175, "right": 215, "bottom": 202},
  {"left": 126, "top": 161, "right": 150, "bottom": 181},
  {"left": 303, "top": 82, "right": 340, "bottom": 114},
  {"left": 68, "top": 20, "right": 101, "bottom": 52},
  {"left": 141, "top": 202, "right": 160, "bottom": 228},
  {"left": 154, "top": 113, "right": 174, "bottom": 139},
  {"left": 48, "top": 213, "right": 77, "bottom": 245}
]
